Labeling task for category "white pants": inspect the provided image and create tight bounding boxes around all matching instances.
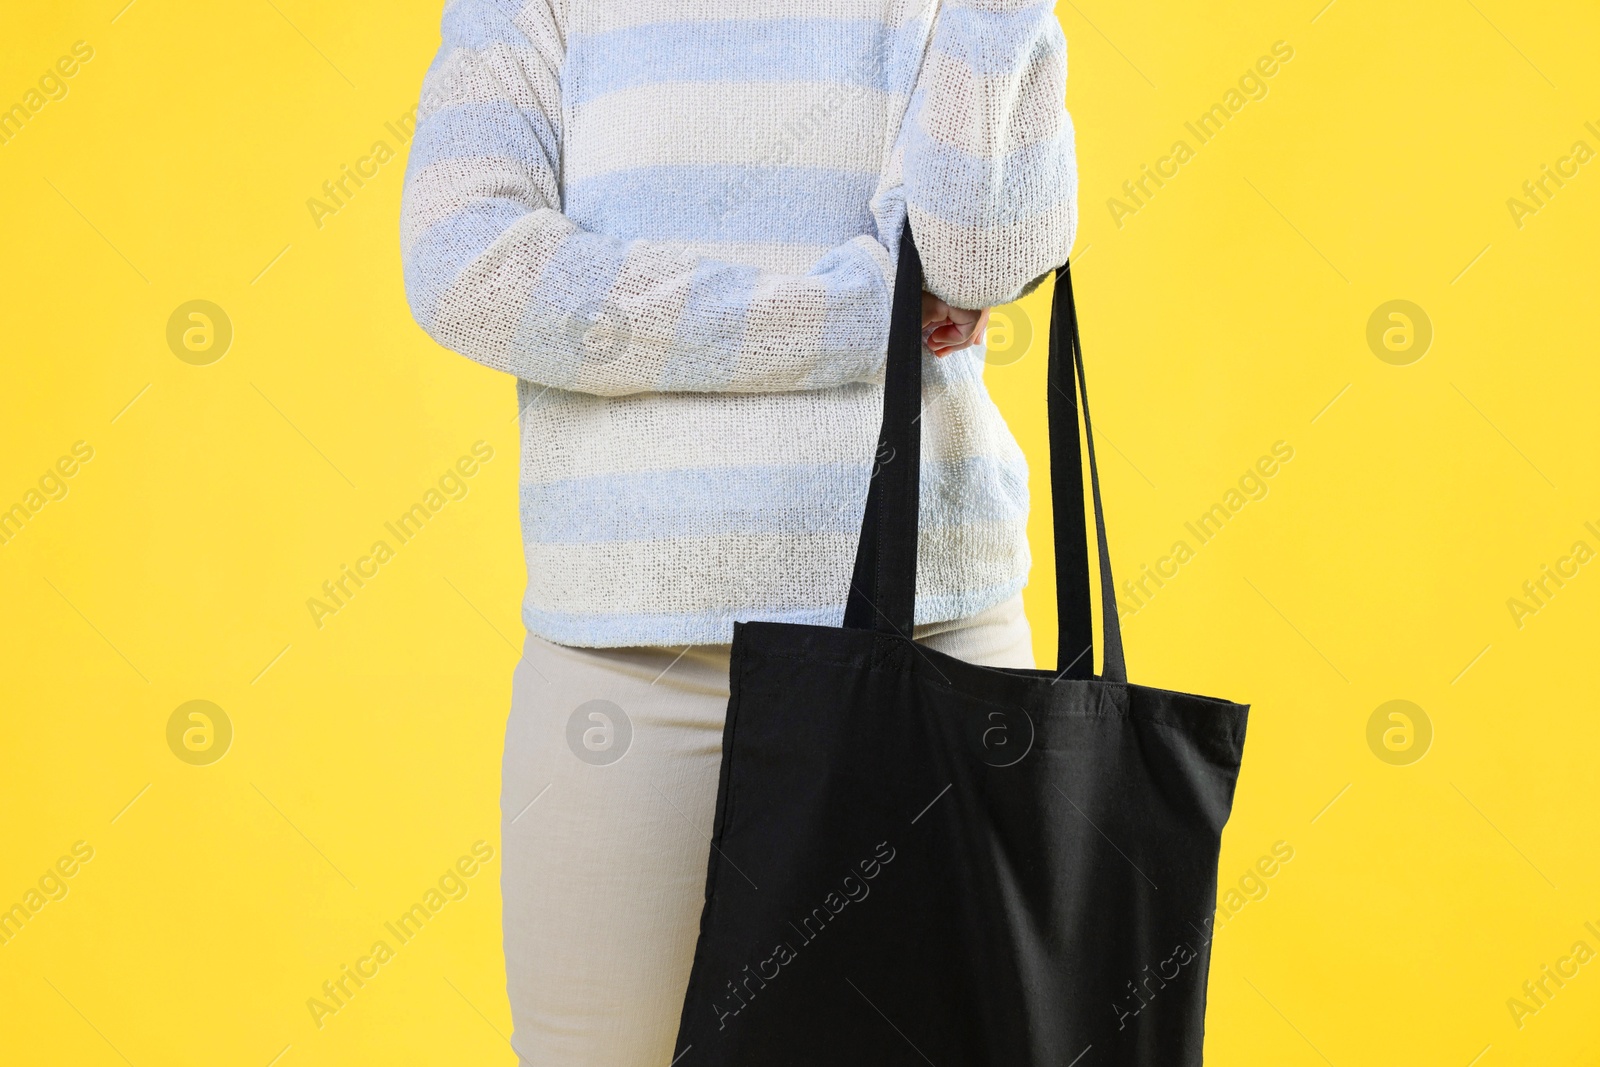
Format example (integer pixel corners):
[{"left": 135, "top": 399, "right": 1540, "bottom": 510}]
[{"left": 500, "top": 596, "right": 1033, "bottom": 1065}]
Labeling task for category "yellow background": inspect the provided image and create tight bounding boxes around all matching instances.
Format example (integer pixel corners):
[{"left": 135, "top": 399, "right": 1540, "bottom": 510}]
[{"left": 2, "top": 1, "right": 1596, "bottom": 1063}]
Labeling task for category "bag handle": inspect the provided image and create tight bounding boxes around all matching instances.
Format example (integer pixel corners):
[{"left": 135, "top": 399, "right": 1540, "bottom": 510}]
[{"left": 843, "top": 225, "right": 1126, "bottom": 683}]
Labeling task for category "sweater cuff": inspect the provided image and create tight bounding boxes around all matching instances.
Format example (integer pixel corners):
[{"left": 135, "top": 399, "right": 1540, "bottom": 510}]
[{"left": 938, "top": 0, "right": 1054, "bottom": 12}]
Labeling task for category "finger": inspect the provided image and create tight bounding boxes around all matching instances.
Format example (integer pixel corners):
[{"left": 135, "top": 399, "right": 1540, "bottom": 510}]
[
  {"left": 944, "top": 304, "right": 984, "bottom": 328},
  {"left": 921, "top": 291, "right": 952, "bottom": 329},
  {"left": 935, "top": 308, "right": 994, "bottom": 356}
]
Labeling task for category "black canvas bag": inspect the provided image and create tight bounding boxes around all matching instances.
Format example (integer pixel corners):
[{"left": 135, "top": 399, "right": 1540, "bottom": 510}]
[{"left": 671, "top": 228, "right": 1250, "bottom": 1066}]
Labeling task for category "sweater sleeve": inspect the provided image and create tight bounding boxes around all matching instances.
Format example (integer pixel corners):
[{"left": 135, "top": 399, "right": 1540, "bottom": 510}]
[
  {"left": 902, "top": 0, "right": 1077, "bottom": 310},
  {"left": 401, "top": 0, "right": 894, "bottom": 397}
]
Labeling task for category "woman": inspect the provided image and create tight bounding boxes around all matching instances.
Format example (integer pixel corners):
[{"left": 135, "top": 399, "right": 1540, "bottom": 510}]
[{"left": 400, "top": 0, "right": 1077, "bottom": 1060}]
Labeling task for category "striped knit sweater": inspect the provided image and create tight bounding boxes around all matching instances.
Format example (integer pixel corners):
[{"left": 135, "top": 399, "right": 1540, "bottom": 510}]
[{"left": 401, "top": 0, "right": 1077, "bottom": 646}]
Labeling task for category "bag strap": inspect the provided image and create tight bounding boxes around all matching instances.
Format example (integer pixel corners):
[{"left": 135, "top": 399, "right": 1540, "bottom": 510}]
[
  {"left": 844, "top": 225, "right": 1127, "bottom": 683},
  {"left": 841, "top": 226, "right": 925, "bottom": 638},
  {"left": 1049, "top": 252, "right": 1127, "bottom": 682}
]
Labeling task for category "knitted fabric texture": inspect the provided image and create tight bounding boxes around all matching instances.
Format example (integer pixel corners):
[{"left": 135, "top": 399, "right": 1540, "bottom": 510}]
[{"left": 401, "top": 0, "right": 1078, "bottom": 646}]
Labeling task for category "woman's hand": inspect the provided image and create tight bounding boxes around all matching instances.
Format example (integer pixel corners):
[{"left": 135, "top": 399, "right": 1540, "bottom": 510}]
[{"left": 921, "top": 292, "right": 991, "bottom": 357}]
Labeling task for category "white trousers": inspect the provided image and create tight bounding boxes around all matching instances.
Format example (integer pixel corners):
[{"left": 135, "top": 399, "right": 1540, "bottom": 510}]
[{"left": 500, "top": 596, "right": 1034, "bottom": 1065}]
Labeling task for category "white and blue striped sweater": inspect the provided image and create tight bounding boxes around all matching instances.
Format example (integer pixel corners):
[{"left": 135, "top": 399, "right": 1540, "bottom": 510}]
[{"left": 401, "top": 0, "right": 1077, "bottom": 646}]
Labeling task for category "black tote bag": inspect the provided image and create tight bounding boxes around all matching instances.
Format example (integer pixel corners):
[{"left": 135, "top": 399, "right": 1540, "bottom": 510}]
[{"left": 672, "top": 228, "right": 1250, "bottom": 1067}]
